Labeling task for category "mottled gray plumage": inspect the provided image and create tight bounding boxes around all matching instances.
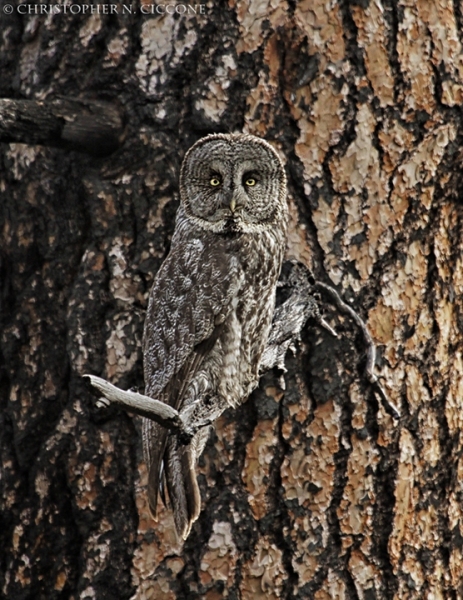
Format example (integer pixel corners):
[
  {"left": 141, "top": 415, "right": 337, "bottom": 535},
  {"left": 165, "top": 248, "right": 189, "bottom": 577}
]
[{"left": 142, "top": 133, "right": 288, "bottom": 539}]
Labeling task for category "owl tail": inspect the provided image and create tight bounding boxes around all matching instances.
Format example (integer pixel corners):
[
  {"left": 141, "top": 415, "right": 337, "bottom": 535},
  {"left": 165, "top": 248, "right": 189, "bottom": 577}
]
[
  {"left": 144, "top": 417, "right": 168, "bottom": 519},
  {"left": 164, "top": 436, "right": 201, "bottom": 540}
]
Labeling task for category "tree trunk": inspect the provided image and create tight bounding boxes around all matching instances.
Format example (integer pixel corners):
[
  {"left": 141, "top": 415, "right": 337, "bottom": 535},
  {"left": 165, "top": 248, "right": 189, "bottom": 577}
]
[{"left": 1, "top": 1, "right": 462, "bottom": 598}]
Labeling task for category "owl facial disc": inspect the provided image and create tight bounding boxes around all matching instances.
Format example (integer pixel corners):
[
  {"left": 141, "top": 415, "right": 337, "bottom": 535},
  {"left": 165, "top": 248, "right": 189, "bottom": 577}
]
[{"left": 179, "top": 133, "right": 287, "bottom": 235}]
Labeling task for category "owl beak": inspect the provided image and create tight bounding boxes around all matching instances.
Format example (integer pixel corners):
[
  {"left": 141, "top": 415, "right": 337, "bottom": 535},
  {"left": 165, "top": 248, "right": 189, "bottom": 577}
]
[{"left": 222, "top": 188, "right": 238, "bottom": 214}]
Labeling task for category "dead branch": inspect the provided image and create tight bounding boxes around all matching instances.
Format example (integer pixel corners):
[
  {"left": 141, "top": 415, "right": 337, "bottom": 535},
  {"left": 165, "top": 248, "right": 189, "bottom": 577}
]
[
  {"left": 84, "top": 375, "right": 185, "bottom": 430},
  {"left": 314, "top": 281, "right": 401, "bottom": 419}
]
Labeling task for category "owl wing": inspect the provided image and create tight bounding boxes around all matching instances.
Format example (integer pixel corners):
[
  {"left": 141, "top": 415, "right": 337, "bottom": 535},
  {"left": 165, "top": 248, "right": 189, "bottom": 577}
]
[
  {"left": 143, "top": 235, "right": 242, "bottom": 398},
  {"left": 142, "top": 234, "right": 243, "bottom": 538}
]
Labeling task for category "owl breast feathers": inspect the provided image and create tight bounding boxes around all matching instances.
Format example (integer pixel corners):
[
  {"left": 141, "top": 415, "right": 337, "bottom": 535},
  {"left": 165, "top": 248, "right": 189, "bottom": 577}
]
[{"left": 142, "top": 133, "right": 288, "bottom": 539}]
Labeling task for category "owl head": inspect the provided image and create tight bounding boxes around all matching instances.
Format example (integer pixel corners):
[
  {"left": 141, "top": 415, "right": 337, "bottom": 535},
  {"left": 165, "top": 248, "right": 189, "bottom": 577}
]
[{"left": 179, "top": 133, "right": 287, "bottom": 234}]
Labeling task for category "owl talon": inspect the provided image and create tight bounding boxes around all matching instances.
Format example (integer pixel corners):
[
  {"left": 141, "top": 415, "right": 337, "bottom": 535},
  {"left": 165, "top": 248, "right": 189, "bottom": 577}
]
[{"left": 96, "top": 397, "right": 110, "bottom": 408}]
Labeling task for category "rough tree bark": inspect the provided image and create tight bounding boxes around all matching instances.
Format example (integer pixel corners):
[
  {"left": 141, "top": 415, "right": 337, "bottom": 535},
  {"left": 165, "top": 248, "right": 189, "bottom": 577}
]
[{"left": 1, "top": 1, "right": 462, "bottom": 599}]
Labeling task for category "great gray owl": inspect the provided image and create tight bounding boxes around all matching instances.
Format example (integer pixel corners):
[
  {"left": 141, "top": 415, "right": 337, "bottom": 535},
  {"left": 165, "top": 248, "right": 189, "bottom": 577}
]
[{"left": 142, "top": 133, "right": 288, "bottom": 539}]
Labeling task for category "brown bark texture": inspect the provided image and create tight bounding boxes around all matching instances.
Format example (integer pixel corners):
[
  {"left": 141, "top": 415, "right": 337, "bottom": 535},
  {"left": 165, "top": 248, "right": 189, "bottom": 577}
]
[{"left": 1, "top": 1, "right": 463, "bottom": 599}]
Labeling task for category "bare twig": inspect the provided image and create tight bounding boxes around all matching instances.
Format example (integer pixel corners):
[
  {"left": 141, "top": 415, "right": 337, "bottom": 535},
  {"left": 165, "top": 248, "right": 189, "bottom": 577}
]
[
  {"left": 313, "top": 281, "right": 401, "bottom": 419},
  {"left": 317, "top": 317, "right": 338, "bottom": 338}
]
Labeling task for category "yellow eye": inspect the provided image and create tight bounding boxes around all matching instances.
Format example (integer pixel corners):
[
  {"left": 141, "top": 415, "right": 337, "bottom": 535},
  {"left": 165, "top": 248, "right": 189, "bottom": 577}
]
[
  {"left": 210, "top": 177, "right": 221, "bottom": 186},
  {"left": 245, "top": 177, "right": 256, "bottom": 187}
]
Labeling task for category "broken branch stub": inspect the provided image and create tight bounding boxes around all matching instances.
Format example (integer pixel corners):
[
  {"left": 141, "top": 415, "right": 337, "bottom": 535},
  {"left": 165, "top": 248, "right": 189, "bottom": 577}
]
[{"left": 0, "top": 97, "right": 125, "bottom": 156}]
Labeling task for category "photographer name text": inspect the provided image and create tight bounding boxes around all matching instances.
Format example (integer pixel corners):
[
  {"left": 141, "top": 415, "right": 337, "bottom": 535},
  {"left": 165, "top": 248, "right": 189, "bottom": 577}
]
[{"left": 3, "top": 3, "right": 206, "bottom": 15}]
